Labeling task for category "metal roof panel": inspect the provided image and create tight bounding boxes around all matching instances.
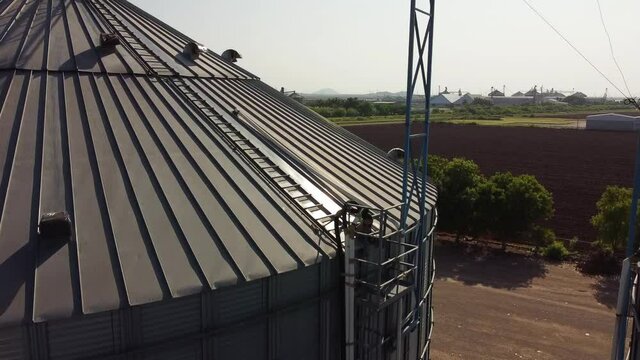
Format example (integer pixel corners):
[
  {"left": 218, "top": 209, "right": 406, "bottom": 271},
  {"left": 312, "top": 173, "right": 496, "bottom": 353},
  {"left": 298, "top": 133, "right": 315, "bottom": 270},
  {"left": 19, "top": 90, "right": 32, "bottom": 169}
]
[
  {"left": 0, "top": 0, "right": 258, "bottom": 79},
  {"left": 0, "top": 0, "right": 435, "bottom": 329}
]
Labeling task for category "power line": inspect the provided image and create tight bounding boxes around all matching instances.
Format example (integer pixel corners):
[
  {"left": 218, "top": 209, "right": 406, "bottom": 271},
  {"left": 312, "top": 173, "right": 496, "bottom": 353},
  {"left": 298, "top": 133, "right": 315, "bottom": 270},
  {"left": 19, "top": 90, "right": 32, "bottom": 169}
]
[
  {"left": 520, "top": 0, "right": 630, "bottom": 100},
  {"left": 595, "top": 0, "right": 633, "bottom": 97}
]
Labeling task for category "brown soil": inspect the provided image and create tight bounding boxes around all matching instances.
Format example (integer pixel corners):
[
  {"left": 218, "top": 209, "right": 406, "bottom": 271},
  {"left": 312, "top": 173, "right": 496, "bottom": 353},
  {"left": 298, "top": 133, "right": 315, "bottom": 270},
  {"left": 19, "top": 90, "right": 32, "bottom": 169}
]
[
  {"left": 347, "top": 123, "right": 637, "bottom": 241},
  {"left": 431, "top": 241, "right": 616, "bottom": 359}
]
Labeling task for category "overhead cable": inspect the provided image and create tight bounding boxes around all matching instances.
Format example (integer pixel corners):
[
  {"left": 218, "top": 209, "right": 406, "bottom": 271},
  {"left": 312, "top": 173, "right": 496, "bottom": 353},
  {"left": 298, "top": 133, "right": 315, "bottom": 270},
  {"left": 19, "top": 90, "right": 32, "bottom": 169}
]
[
  {"left": 520, "top": 0, "right": 631, "bottom": 101},
  {"left": 595, "top": 0, "right": 633, "bottom": 98}
]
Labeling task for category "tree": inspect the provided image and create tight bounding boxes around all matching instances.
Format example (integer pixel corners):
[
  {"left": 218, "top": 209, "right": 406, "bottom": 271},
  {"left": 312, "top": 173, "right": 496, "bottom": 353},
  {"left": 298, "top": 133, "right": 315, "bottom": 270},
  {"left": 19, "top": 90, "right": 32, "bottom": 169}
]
[
  {"left": 438, "top": 158, "right": 483, "bottom": 240},
  {"left": 481, "top": 172, "right": 554, "bottom": 248},
  {"left": 344, "top": 97, "right": 359, "bottom": 109},
  {"left": 357, "top": 101, "right": 373, "bottom": 117},
  {"left": 472, "top": 98, "right": 493, "bottom": 107},
  {"left": 332, "top": 107, "right": 346, "bottom": 117},
  {"left": 472, "top": 177, "right": 505, "bottom": 236},
  {"left": 591, "top": 186, "right": 639, "bottom": 251},
  {"left": 564, "top": 94, "right": 587, "bottom": 105},
  {"left": 425, "top": 155, "right": 448, "bottom": 189}
]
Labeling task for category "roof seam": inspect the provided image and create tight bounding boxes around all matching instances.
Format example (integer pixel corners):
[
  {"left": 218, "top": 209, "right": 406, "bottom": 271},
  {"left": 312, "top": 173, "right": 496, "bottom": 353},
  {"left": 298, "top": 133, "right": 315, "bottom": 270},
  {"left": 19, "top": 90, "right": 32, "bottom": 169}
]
[
  {"left": 126, "top": 76, "right": 243, "bottom": 286},
  {"left": 156, "top": 79, "right": 281, "bottom": 276},
  {"left": 157, "top": 78, "right": 333, "bottom": 260},
  {"left": 26, "top": 70, "right": 47, "bottom": 328},
  {"left": 59, "top": 71, "right": 83, "bottom": 317},
  {"left": 174, "top": 79, "right": 316, "bottom": 266},
  {"left": 120, "top": 76, "right": 242, "bottom": 286},
  {"left": 215, "top": 80, "right": 402, "bottom": 216},
  {"left": 0, "top": 70, "right": 27, "bottom": 229}
]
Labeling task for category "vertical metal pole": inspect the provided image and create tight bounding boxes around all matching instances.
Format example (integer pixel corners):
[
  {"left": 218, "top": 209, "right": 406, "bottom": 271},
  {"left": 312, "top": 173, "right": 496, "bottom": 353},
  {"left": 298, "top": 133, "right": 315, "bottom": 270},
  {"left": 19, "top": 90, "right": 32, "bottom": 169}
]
[
  {"left": 417, "top": 0, "right": 436, "bottom": 285},
  {"left": 631, "top": 269, "right": 640, "bottom": 360},
  {"left": 612, "top": 258, "right": 632, "bottom": 360},
  {"left": 401, "top": 0, "right": 418, "bottom": 230},
  {"left": 612, "top": 132, "right": 640, "bottom": 359},
  {"left": 625, "top": 132, "right": 640, "bottom": 258}
]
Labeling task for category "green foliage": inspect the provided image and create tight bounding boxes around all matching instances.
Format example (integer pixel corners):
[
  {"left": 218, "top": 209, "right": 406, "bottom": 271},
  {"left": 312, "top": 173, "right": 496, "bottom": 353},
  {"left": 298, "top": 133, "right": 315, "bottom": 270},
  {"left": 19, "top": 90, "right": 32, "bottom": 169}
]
[
  {"left": 471, "top": 98, "right": 493, "bottom": 107},
  {"left": 543, "top": 241, "right": 569, "bottom": 261},
  {"left": 591, "top": 186, "right": 639, "bottom": 251},
  {"left": 425, "top": 155, "right": 448, "bottom": 189},
  {"left": 578, "top": 245, "right": 620, "bottom": 275},
  {"left": 564, "top": 95, "right": 587, "bottom": 105},
  {"left": 314, "top": 97, "right": 632, "bottom": 123},
  {"left": 345, "top": 108, "right": 359, "bottom": 117},
  {"left": 528, "top": 225, "right": 556, "bottom": 250},
  {"left": 308, "top": 97, "right": 405, "bottom": 118},
  {"left": 438, "top": 158, "right": 483, "bottom": 239},
  {"left": 357, "top": 101, "right": 373, "bottom": 117},
  {"left": 494, "top": 173, "right": 554, "bottom": 239},
  {"left": 417, "top": 157, "right": 555, "bottom": 246},
  {"left": 472, "top": 177, "right": 504, "bottom": 235},
  {"left": 332, "top": 107, "right": 346, "bottom": 117},
  {"left": 568, "top": 236, "right": 579, "bottom": 251}
]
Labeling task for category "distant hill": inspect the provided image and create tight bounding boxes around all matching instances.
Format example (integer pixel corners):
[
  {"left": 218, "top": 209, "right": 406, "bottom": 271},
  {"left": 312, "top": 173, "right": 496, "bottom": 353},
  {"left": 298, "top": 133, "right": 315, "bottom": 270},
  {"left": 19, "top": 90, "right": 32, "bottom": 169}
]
[
  {"left": 313, "top": 88, "right": 339, "bottom": 95},
  {"left": 303, "top": 90, "right": 409, "bottom": 101}
]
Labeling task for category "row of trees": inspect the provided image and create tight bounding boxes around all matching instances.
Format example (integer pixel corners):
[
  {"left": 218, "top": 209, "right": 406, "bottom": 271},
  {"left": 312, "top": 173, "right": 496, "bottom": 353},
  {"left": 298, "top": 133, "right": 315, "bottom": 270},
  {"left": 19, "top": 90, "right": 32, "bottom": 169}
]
[
  {"left": 426, "top": 156, "right": 555, "bottom": 249},
  {"left": 307, "top": 97, "right": 633, "bottom": 120},
  {"left": 308, "top": 97, "right": 405, "bottom": 118},
  {"left": 431, "top": 102, "right": 633, "bottom": 120}
]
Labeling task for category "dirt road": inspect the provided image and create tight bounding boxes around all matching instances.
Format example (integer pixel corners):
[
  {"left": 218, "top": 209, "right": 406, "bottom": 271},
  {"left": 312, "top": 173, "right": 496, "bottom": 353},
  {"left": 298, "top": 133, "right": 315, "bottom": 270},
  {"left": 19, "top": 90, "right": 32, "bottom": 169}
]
[{"left": 431, "top": 242, "right": 618, "bottom": 359}]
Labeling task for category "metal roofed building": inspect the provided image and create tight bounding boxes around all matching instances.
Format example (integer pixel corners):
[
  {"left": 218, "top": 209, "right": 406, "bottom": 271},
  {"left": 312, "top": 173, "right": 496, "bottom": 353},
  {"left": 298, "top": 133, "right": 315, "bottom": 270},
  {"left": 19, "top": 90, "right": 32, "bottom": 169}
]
[
  {"left": 586, "top": 113, "right": 640, "bottom": 131},
  {"left": 0, "top": 0, "right": 438, "bottom": 359},
  {"left": 430, "top": 93, "right": 474, "bottom": 106}
]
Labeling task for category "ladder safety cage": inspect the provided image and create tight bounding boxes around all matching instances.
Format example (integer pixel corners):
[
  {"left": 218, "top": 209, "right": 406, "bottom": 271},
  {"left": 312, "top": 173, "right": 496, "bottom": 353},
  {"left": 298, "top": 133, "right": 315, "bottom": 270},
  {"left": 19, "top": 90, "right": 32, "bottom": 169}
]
[
  {"left": 336, "top": 0, "right": 438, "bottom": 358},
  {"left": 336, "top": 201, "right": 437, "bottom": 360}
]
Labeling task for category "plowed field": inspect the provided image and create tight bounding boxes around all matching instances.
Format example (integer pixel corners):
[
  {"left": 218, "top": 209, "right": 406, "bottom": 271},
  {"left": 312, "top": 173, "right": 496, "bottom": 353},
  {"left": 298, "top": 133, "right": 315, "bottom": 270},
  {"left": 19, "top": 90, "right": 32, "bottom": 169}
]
[{"left": 347, "top": 123, "right": 637, "bottom": 240}]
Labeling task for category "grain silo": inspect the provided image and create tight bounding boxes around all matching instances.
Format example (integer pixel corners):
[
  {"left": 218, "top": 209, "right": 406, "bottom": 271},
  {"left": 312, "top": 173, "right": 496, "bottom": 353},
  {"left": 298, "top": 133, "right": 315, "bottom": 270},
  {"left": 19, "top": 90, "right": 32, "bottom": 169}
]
[{"left": 0, "top": 0, "right": 438, "bottom": 359}]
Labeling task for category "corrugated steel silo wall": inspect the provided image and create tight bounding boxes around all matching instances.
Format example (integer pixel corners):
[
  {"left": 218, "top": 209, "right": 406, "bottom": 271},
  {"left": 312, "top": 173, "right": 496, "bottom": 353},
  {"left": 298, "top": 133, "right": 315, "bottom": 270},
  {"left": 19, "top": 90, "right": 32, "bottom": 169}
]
[
  {"left": 0, "top": 327, "right": 28, "bottom": 360},
  {"left": 0, "top": 257, "right": 341, "bottom": 360}
]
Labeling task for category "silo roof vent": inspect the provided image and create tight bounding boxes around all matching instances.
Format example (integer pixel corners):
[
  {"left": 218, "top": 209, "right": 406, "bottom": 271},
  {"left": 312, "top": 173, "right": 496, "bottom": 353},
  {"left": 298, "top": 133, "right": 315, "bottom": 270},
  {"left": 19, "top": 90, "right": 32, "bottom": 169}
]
[
  {"left": 183, "top": 41, "right": 207, "bottom": 60},
  {"left": 38, "top": 212, "right": 72, "bottom": 239},
  {"left": 386, "top": 148, "right": 404, "bottom": 163},
  {"left": 100, "top": 32, "right": 120, "bottom": 49},
  {"left": 221, "top": 49, "right": 242, "bottom": 63}
]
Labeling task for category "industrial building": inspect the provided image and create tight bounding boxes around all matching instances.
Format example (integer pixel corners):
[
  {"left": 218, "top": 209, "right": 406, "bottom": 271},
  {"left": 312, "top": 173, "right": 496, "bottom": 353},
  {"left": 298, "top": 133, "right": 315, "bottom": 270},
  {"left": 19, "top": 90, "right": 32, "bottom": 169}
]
[
  {"left": 0, "top": 0, "right": 438, "bottom": 359},
  {"left": 430, "top": 92, "right": 474, "bottom": 106},
  {"left": 586, "top": 113, "right": 640, "bottom": 131}
]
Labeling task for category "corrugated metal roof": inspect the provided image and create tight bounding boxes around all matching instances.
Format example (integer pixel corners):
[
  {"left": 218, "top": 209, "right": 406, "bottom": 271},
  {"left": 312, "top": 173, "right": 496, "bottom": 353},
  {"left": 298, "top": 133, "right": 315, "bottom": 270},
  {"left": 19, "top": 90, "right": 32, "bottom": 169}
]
[
  {"left": 188, "top": 78, "right": 437, "bottom": 219},
  {"left": 0, "top": 0, "right": 255, "bottom": 79},
  {"left": 0, "top": 70, "right": 335, "bottom": 326},
  {"left": 0, "top": 0, "right": 436, "bottom": 327}
]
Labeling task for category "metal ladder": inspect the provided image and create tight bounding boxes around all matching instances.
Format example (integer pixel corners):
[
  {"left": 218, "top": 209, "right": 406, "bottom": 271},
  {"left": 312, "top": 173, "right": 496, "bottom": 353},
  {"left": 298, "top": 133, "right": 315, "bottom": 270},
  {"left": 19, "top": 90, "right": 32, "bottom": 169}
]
[
  {"left": 335, "top": 200, "right": 437, "bottom": 360},
  {"left": 88, "top": 0, "right": 337, "bottom": 232},
  {"left": 169, "top": 77, "right": 336, "bottom": 229},
  {"left": 89, "top": 0, "right": 176, "bottom": 77}
]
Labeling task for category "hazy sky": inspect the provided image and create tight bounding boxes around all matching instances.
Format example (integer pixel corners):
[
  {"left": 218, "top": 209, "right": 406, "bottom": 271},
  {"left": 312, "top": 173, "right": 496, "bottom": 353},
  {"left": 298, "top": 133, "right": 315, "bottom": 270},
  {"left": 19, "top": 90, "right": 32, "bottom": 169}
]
[{"left": 130, "top": 0, "right": 640, "bottom": 97}]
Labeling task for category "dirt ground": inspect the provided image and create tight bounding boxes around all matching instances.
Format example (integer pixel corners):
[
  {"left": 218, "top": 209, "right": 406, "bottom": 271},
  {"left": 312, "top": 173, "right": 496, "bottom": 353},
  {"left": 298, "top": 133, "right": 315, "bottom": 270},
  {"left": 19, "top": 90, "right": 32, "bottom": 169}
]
[
  {"left": 347, "top": 123, "right": 637, "bottom": 241},
  {"left": 430, "top": 241, "right": 618, "bottom": 359}
]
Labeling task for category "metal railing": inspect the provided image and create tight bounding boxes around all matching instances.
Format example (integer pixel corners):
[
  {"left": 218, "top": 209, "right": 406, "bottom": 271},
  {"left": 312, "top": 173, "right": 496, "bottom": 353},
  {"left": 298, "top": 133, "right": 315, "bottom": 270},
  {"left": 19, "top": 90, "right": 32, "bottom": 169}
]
[{"left": 337, "top": 202, "right": 437, "bottom": 360}]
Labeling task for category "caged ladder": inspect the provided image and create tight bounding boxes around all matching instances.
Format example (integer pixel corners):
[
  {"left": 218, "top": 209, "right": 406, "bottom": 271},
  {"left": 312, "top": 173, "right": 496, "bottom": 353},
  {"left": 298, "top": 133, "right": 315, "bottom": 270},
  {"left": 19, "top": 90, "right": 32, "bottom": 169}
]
[
  {"left": 335, "top": 201, "right": 437, "bottom": 360},
  {"left": 337, "top": 0, "right": 438, "bottom": 359}
]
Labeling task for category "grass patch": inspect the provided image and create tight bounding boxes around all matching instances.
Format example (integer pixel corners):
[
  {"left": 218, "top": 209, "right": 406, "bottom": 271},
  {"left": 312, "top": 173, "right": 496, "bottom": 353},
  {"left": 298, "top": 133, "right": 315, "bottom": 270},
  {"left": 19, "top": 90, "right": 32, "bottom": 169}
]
[
  {"left": 449, "top": 117, "right": 578, "bottom": 128},
  {"left": 334, "top": 115, "right": 579, "bottom": 128}
]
